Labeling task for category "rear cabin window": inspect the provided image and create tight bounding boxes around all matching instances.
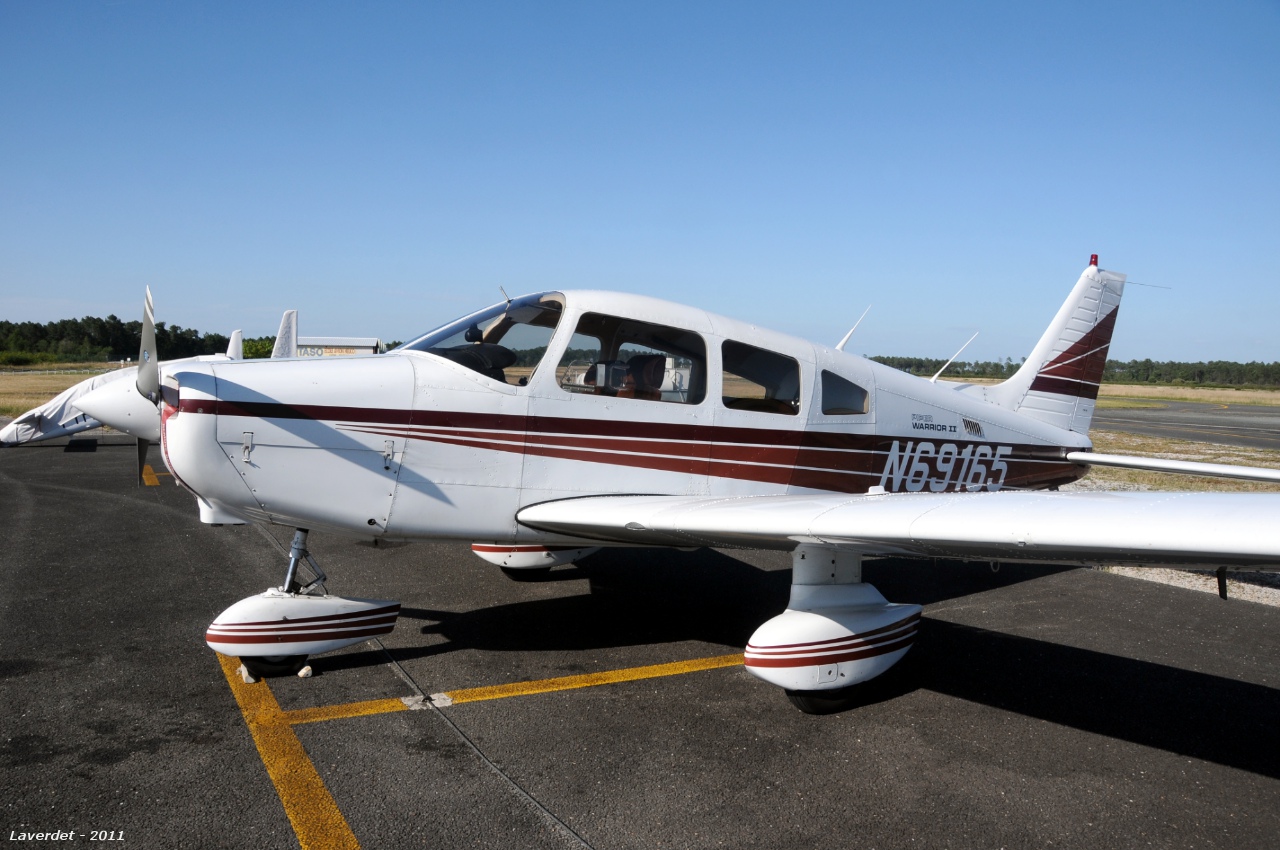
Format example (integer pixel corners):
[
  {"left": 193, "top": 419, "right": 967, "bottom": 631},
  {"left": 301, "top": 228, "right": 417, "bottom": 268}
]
[
  {"left": 821, "top": 370, "right": 869, "bottom": 415},
  {"left": 557, "top": 313, "right": 706, "bottom": 405},
  {"left": 721, "top": 341, "right": 800, "bottom": 415}
]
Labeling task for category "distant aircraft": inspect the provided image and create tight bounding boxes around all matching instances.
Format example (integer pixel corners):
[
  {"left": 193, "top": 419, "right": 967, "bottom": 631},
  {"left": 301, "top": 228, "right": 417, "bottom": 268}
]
[
  {"left": 2, "top": 308, "right": 298, "bottom": 483},
  {"left": 0, "top": 366, "right": 139, "bottom": 447},
  {"left": 135, "top": 257, "right": 1280, "bottom": 712}
]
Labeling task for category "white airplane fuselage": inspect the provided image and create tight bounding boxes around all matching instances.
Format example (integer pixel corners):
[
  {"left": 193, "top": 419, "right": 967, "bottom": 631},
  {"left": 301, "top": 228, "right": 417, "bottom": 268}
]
[{"left": 160, "top": 289, "right": 1092, "bottom": 543}]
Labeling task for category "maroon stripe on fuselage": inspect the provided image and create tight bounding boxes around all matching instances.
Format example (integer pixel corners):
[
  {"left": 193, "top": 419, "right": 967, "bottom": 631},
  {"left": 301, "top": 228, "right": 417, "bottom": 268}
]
[
  {"left": 184, "top": 399, "right": 1084, "bottom": 492},
  {"left": 184, "top": 398, "right": 876, "bottom": 451}
]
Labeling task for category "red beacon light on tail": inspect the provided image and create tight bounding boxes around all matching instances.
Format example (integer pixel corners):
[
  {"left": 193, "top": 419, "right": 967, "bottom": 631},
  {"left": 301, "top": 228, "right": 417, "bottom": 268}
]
[{"left": 1090, "top": 254, "right": 1099, "bottom": 266}]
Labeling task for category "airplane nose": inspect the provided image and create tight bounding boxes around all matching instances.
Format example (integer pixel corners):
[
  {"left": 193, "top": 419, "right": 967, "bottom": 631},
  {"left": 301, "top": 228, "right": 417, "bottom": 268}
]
[
  {"left": 76, "top": 380, "right": 162, "bottom": 442},
  {"left": 152, "top": 365, "right": 256, "bottom": 525}
]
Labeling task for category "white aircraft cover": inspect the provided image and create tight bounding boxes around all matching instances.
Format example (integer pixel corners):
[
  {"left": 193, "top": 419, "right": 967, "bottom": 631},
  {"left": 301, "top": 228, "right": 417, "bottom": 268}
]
[
  {"left": 0, "top": 367, "right": 133, "bottom": 446},
  {"left": 517, "top": 491, "right": 1280, "bottom": 569}
]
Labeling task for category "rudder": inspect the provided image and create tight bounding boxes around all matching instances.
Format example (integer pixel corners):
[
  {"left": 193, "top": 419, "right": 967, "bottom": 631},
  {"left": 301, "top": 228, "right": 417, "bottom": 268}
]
[{"left": 979, "top": 256, "right": 1126, "bottom": 433}]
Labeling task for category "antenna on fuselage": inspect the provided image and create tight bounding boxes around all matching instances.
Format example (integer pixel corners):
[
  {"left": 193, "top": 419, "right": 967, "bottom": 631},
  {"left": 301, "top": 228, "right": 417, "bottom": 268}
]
[
  {"left": 835, "top": 305, "right": 872, "bottom": 351},
  {"left": 929, "top": 331, "right": 979, "bottom": 383},
  {"left": 499, "top": 286, "right": 512, "bottom": 306}
]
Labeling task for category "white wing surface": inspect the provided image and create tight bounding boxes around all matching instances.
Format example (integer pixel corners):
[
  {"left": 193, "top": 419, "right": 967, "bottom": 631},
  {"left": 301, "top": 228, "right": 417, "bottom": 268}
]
[{"left": 517, "top": 491, "right": 1280, "bottom": 569}]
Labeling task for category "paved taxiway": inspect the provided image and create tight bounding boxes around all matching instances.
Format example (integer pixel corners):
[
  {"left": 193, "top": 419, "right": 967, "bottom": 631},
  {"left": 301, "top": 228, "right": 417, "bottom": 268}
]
[
  {"left": 1094, "top": 399, "right": 1280, "bottom": 451},
  {"left": 2, "top": 436, "right": 1279, "bottom": 849}
]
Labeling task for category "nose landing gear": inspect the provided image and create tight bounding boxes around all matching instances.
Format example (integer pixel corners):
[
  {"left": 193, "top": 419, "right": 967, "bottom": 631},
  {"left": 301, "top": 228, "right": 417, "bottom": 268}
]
[{"left": 206, "top": 528, "right": 401, "bottom": 681}]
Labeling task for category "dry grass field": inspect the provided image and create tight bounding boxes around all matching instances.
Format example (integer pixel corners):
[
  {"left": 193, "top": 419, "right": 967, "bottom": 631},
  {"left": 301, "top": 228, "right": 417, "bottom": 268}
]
[
  {"left": 940, "top": 378, "right": 1280, "bottom": 406},
  {"left": 1076, "top": 430, "right": 1280, "bottom": 492},
  {"left": 0, "top": 368, "right": 118, "bottom": 418},
  {"left": 1095, "top": 397, "right": 1167, "bottom": 409},
  {"left": 1098, "top": 383, "right": 1280, "bottom": 406}
]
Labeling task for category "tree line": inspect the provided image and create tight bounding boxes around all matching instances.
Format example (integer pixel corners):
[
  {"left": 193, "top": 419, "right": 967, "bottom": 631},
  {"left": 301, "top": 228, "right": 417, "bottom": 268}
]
[
  {"left": 871, "top": 356, "right": 1280, "bottom": 387},
  {"left": 0, "top": 315, "right": 278, "bottom": 366}
]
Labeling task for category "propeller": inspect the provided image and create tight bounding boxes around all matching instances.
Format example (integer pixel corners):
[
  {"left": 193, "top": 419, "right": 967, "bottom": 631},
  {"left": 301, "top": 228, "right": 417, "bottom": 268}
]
[
  {"left": 133, "top": 287, "right": 160, "bottom": 485},
  {"left": 136, "top": 287, "right": 160, "bottom": 402}
]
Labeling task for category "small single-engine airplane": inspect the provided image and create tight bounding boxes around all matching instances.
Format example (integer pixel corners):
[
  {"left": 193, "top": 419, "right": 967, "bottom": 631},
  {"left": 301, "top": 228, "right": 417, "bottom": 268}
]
[{"left": 138, "top": 256, "right": 1280, "bottom": 712}]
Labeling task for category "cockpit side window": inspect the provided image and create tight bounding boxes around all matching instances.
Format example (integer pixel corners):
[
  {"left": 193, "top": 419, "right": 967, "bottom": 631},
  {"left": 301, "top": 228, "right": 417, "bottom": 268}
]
[
  {"left": 821, "top": 370, "right": 869, "bottom": 415},
  {"left": 557, "top": 312, "right": 706, "bottom": 405},
  {"left": 722, "top": 341, "right": 800, "bottom": 415},
  {"left": 398, "top": 294, "right": 564, "bottom": 386}
]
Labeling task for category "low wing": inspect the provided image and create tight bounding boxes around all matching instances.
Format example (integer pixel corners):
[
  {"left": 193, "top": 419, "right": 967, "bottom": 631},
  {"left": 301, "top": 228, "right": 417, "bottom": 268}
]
[{"left": 517, "top": 491, "right": 1280, "bottom": 569}]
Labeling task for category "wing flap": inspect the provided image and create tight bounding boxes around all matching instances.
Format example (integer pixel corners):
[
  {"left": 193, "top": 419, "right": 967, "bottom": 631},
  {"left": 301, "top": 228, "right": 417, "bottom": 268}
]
[{"left": 517, "top": 491, "right": 1280, "bottom": 569}]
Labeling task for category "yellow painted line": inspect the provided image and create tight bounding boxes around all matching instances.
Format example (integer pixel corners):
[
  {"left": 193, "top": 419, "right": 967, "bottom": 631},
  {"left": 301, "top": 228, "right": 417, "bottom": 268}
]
[
  {"left": 216, "top": 654, "right": 360, "bottom": 850},
  {"left": 283, "top": 697, "right": 410, "bottom": 726},
  {"left": 141, "top": 464, "right": 160, "bottom": 486},
  {"left": 443, "top": 652, "right": 745, "bottom": 705}
]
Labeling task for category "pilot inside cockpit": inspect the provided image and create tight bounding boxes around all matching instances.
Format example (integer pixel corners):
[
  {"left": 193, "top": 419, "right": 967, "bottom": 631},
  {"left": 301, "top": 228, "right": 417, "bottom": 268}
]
[
  {"left": 398, "top": 294, "right": 565, "bottom": 386},
  {"left": 555, "top": 312, "right": 705, "bottom": 404}
]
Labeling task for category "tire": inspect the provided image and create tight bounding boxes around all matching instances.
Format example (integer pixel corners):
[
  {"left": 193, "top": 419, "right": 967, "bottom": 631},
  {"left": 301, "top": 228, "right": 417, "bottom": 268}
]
[
  {"left": 240, "top": 655, "right": 308, "bottom": 678},
  {"left": 500, "top": 566, "right": 553, "bottom": 582},
  {"left": 785, "top": 689, "right": 858, "bottom": 715}
]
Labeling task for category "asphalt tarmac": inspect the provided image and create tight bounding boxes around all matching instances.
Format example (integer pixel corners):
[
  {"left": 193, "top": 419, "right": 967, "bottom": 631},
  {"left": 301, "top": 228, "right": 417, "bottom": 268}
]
[
  {"left": 1093, "top": 399, "right": 1280, "bottom": 451},
  {"left": 1, "top": 436, "right": 1278, "bottom": 849}
]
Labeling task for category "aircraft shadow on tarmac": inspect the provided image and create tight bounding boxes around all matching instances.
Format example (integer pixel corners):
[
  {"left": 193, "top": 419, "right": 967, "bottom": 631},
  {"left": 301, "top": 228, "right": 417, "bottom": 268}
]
[
  {"left": 909, "top": 619, "right": 1280, "bottom": 779},
  {"left": 311, "top": 548, "right": 1280, "bottom": 779},
  {"left": 403, "top": 550, "right": 1076, "bottom": 657}
]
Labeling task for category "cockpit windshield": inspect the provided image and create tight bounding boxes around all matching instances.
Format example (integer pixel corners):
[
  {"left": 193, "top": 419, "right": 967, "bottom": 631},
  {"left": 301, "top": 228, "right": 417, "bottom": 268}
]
[{"left": 397, "top": 293, "right": 565, "bottom": 386}]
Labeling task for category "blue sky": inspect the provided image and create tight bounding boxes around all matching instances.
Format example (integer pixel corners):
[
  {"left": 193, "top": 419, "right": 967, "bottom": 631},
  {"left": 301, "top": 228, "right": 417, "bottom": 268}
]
[{"left": 2, "top": 2, "right": 1277, "bottom": 361}]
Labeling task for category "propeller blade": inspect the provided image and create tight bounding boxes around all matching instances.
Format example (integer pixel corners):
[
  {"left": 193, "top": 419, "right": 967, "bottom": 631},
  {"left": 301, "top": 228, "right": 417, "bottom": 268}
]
[
  {"left": 135, "top": 287, "right": 160, "bottom": 403},
  {"left": 136, "top": 438, "right": 150, "bottom": 486}
]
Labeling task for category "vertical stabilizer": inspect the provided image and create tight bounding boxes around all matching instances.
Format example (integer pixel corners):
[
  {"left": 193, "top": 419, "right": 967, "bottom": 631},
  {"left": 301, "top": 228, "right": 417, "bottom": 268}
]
[
  {"left": 981, "top": 257, "right": 1125, "bottom": 433},
  {"left": 271, "top": 310, "right": 298, "bottom": 359}
]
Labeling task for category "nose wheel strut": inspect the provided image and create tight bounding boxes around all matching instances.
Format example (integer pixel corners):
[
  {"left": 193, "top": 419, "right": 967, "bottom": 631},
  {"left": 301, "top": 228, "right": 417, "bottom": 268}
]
[{"left": 282, "top": 528, "right": 328, "bottom": 595}]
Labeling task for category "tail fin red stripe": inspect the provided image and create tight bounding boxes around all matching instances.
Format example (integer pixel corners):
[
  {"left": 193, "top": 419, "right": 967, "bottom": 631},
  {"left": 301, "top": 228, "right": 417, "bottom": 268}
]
[{"left": 1034, "top": 307, "right": 1119, "bottom": 386}]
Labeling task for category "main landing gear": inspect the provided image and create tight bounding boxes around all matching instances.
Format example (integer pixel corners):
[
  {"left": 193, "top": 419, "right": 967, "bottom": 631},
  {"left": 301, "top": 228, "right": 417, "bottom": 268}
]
[
  {"left": 744, "top": 544, "right": 923, "bottom": 715},
  {"left": 204, "top": 529, "right": 401, "bottom": 681}
]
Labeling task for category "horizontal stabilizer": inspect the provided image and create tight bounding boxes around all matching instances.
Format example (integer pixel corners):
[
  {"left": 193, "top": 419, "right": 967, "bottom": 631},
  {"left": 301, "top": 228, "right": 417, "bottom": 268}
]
[{"left": 1068, "top": 452, "right": 1280, "bottom": 483}]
